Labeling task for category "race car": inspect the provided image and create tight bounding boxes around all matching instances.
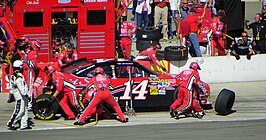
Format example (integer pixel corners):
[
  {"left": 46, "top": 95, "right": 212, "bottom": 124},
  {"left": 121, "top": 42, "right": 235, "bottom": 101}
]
[{"left": 32, "top": 58, "right": 234, "bottom": 120}]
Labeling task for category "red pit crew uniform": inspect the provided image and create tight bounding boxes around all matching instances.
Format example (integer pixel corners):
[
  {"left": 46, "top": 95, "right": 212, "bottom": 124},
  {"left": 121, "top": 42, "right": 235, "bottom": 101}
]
[
  {"left": 211, "top": 17, "right": 226, "bottom": 56},
  {"left": 22, "top": 49, "right": 38, "bottom": 98},
  {"left": 52, "top": 71, "right": 81, "bottom": 119},
  {"left": 137, "top": 47, "right": 164, "bottom": 69},
  {"left": 78, "top": 74, "right": 126, "bottom": 123},
  {"left": 57, "top": 49, "right": 78, "bottom": 67},
  {"left": 170, "top": 69, "right": 203, "bottom": 114},
  {"left": 120, "top": 21, "right": 137, "bottom": 59}
]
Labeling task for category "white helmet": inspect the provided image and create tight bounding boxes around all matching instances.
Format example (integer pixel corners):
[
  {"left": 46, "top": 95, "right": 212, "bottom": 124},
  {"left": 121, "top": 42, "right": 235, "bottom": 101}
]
[{"left": 13, "top": 60, "right": 23, "bottom": 70}]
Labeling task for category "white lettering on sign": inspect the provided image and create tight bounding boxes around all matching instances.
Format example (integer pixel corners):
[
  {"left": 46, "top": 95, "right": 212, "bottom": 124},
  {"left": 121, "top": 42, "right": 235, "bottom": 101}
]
[
  {"left": 26, "top": 0, "right": 40, "bottom": 5},
  {"left": 119, "top": 80, "right": 148, "bottom": 100},
  {"left": 84, "top": 0, "right": 108, "bottom": 2}
]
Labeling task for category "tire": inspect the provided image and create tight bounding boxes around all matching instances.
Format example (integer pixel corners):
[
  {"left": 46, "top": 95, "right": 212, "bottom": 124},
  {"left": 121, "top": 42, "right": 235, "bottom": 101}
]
[
  {"left": 32, "top": 94, "right": 60, "bottom": 120},
  {"left": 136, "top": 40, "right": 159, "bottom": 51},
  {"left": 215, "top": 88, "right": 235, "bottom": 115},
  {"left": 164, "top": 46, "right": 188, "bottom": 61},
  {"left": 135, "top": 27, "right": 162, "bottom": 41},
  {"left": 156, "top": 50, "right": 165, "bottom": 60}
]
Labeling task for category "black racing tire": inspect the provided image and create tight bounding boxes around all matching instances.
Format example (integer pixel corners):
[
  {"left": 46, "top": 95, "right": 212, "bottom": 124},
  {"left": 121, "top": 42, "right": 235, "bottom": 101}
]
[
  {"left": 32, "top": 94, "right": 60, "bottom": 120},
  {"left": 164, "top": 46, "right": 188, "bottom": 61},
  {"left": 215, "top": 89, "right": 235, "bottom": 115},
  {"left": 135, "top": 27, "right": 162, "bottom": 41},
  {"left": 136, "top": 40, "right": 159, "bottom": 51}
]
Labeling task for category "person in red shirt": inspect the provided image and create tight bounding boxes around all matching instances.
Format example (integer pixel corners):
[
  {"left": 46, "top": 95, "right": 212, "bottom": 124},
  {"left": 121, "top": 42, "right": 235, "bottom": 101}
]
[
  {"left": 57, "top": 43, "right": 78, "bottom": 67},
  {"left": 45, "top": 65, "right": 82, "bottom": 120},
  {"left": 176, "top": 17, "right": 190, "bottom": 46},
  {"left": 74, "top": 67, "right": 128, "bottom": 125},
  {"left": 135, "top": 43, "right": 167, "bottom": 72},
  {"left": 119, "top": 17, "right": 137, "bottom": 59},
  {"left": 170, "top": 62, "right": 205, "bottom": 119},
  {"left": 210, "top": 10, "right": 227, "bottom": 56},
  {"left": 186, "top": 8, "right": 206, "bottom": 57}
]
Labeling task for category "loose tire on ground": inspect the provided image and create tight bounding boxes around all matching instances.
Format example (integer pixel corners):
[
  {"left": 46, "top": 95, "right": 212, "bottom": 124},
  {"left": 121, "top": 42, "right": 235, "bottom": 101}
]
[
  {"left": 215, "top": 88, "right": 235, "bottom": 115},
  {"left": 136, "top": 40, "right": 159, "bottom": 51},
  {"left": 32, "top": 94, "right": 60, "bottom": 120},
  {"left": 164, "top": 46, "right": 188, "bottom": 61},
  {"left": 135, "top": 27, "right": 162, "bottom": 41}
]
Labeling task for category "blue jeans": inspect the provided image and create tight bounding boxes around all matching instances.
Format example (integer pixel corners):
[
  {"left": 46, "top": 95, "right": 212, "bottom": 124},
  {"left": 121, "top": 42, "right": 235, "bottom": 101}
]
[
  {"left": 169, "top": 10, "right": 178, "bottom": 37},
  {"left": 135, "top": 12, "right": 149, "bottom": 28},
  {"left": 189, "top": 33, "right": 202, "bottom": 57}
]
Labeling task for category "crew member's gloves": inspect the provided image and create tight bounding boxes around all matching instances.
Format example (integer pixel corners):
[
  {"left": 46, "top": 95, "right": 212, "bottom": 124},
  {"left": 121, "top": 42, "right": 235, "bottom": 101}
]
[{"left": 162, "top": 67, "right": 167, "bottom": 72}]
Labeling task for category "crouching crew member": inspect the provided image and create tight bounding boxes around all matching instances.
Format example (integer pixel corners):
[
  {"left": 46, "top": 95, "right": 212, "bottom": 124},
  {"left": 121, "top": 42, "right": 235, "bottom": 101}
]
[
  {"left": 170, "top": 62, "right": 205, "bottom": 119},
  {"left": 74, "top": 67, "right": 128, "bottom": 125}
]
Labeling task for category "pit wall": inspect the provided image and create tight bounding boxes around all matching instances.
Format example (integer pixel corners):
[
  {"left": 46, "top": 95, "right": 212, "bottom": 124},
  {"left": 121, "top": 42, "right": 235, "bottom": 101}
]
[{"left": 169, "top": 54, "right": 266, "bottom": 84}]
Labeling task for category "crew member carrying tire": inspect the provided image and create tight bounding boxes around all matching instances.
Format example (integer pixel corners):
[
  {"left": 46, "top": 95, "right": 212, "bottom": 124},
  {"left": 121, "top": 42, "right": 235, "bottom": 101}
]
[{"left": 170, "top": 62, "right": 205, "bottom": 119}]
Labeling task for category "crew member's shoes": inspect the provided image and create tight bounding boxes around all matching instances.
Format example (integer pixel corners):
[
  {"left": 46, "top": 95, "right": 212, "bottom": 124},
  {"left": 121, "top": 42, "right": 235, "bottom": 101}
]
[
  {"left": 8, "top": 126, "right": 18, "bottom": 131},
  {"left": 6, "top": 122, "right": 12, "bottom": 128},
  {"left": 64, "top": 117, "right": 76, "bottom": 120},
  {"left": 21, "top": 126, "right": 32, "bottom": 130},
  {"left": 169, "top": 108, "right": 175, "bottom": 118},
  {"left": 174, "top": 114, "right": 180, "bottom": 120},
  {"left": 120, "top": 118, "right": 129, "bottom": 123},
  {"left": 247, "top": 54, "right": 251, "bottom": 60},
  {"left": 73, "top": 121, "right": 86, "bottom": 125},
  {"left": 192, "top": 111, "right": 205, "bottom": 119},
  {"left": 235, "top": 54, "right": 240, "bottom": 60}
]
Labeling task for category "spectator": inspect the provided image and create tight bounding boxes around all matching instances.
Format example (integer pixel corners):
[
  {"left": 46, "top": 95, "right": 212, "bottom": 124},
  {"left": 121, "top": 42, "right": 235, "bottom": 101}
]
[
  {"left": 230, "top": 31, "right": 254, "bottom": 60},
  {"left": 135, "top": 0, "right": 153, "bottom": 29},
  {"left": 74, "top": 67, "right": 128, "bottom": 125},
  {"left": 119, "top": 17, "right": 137, "bottom": 59},
  {"left": 57, "top": 43, "right": 78, "bottom": 67},
  {"left": 45, "top": 65, "right": 82, "bottom": 120},
  {"left": 210, "top": 9, "right": 227, "bottom": 56},
  {"left": 245, "top": 13, "right": 264, "bottom": 53},
  {"left": 135, "top": 43, "right": 167, "bottom": 72},
  {"left": 180, "top": 0, "right": 190, "bottom": 19},
  {"left": 186, "top": 7, "right": 206, "bottom": 57},
  {"left": 170, "top": 62, "right": 205, "bottom": 119},
  {"left": 198, "top": 0, "right": 212, "bottom": 7},
  {"left": 176, "top": 16, "right": 190, "bottom": 46},
  {"left": 131, "top": 0, "right": 138, "bottom": 21},
  {"left": 154, "top": 0, "right": 169, "bottom": 41},
  {"left": 169, "top": 0, "right": 181, "bottom": 40},
  {"left": 7, "top": 60, "right": 32, "bottom": 130}
]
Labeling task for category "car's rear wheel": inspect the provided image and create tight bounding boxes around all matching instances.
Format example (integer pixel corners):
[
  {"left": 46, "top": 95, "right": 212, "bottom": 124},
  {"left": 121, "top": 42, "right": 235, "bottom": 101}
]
[
  {"left": 32, "top": 94, "right": 60, "bottom": 120},
  {"left": 215, "top": 89, "right": 235, "bottom": 115}
]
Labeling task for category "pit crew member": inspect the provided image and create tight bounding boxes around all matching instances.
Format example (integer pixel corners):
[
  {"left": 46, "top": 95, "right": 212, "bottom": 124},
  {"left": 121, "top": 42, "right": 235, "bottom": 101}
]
[
  {"left": 210, "top": 10, "right": 227, "bottom": 56},
  {"left": 45, "top": 65, "right": 82, "bottom": 120},
  {"left": 135, "top": 43, "right": 167, "bottom": 72},
  {"left": 169, "top": 62, "right": 205, "bottom": 119},
  {"left": 57, "top": 43, "right": 78, "bottom": 67},
  {"left": 7, "top": 60, "right": 32, "bottom": 130},
  {"left": 74, "top": 67, "right": 128, "bottom": 125},
  {"left": 119, "top": 17, "right": 137, "bottom": 59}
]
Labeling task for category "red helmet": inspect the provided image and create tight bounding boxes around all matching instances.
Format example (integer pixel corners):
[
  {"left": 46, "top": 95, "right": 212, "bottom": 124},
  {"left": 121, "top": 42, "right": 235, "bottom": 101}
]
[
  {"left": 46, "top": 65, "right": 56, "bottom": 76},
  {"left": 31, "top": 40, "right": 41, "bottom": 51},
  {"left": 189, "top": 62, "right": 201, "bottom": 70},
  {"left": 94, "top": 67, "right": 104, "bottom": 75}
]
